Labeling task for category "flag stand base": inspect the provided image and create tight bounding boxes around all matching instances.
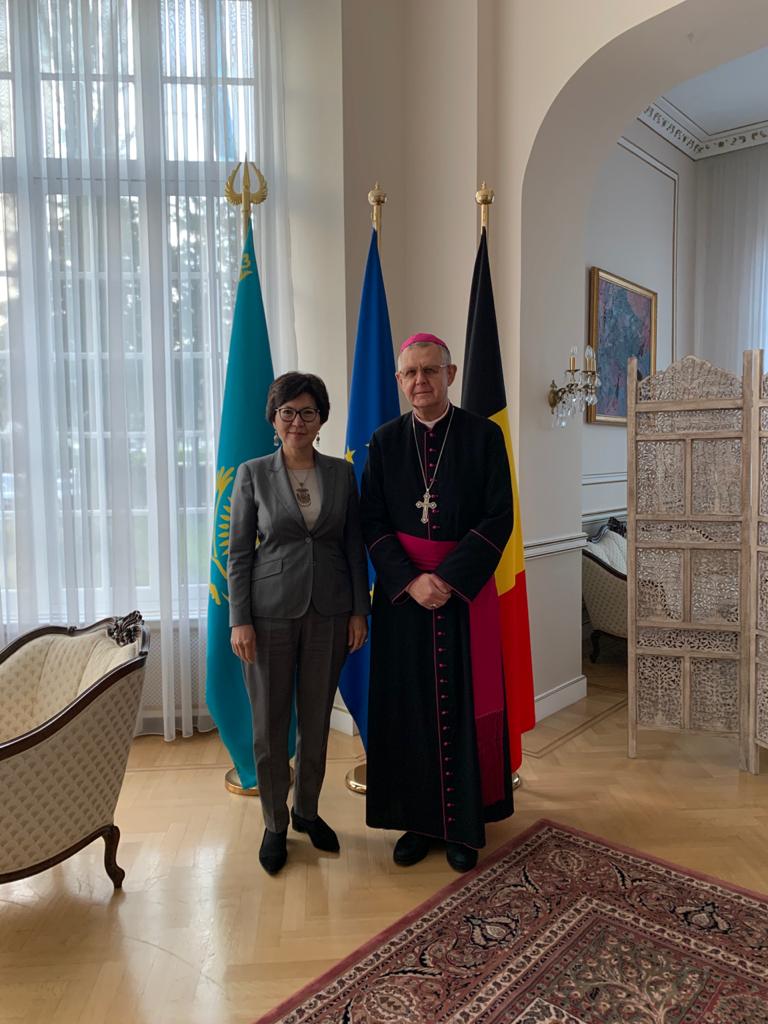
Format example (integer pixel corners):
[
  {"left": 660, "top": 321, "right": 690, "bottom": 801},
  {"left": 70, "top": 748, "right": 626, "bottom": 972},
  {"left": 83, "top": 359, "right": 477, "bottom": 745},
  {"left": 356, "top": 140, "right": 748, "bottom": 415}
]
[
  {"left": 224, "top": 765, "right": 294, "bottom": 796},
  {"left": 512, "top": 771, "right": 521, "bottom": 790},
  {"left": 345, "top": 761, "right": 367, "bottom": 794},
  {"left": 224, "top": 768, "right": 260, "bottom": 796}
]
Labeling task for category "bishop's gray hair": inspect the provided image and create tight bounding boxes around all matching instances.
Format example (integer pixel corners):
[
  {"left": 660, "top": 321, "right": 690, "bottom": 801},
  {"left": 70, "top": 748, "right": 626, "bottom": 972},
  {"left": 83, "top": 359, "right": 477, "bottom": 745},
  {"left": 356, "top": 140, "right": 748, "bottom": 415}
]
[{"left": 397, "top": 340, "right": 453, "bottom": 369}]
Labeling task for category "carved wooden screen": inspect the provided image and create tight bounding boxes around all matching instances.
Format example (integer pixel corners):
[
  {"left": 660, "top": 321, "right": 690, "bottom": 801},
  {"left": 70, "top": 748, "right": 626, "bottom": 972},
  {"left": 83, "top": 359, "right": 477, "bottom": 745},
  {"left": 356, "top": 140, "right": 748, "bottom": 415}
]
[
  {"left": 627, "top": 355, "right": 751, "bottom": 770},
  {"left": 747, "top": 350, "right": 768, "bottom": 772}
]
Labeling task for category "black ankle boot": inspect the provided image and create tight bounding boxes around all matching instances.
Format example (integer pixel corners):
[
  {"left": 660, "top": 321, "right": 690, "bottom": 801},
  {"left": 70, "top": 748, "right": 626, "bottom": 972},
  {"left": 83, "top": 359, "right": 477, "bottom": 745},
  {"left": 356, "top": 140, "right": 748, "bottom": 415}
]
[
  {"left": 446, "top": 842, "right": 478, "bottom": 873},
  {"left": 291, "top": 810, "right": 340, "bottom": 852},
  {"left": 259, "top": 828, "right": 288, "bottom": 874},
  {"left": 393, "top": 831, "right": 431, "bottom": 866}
]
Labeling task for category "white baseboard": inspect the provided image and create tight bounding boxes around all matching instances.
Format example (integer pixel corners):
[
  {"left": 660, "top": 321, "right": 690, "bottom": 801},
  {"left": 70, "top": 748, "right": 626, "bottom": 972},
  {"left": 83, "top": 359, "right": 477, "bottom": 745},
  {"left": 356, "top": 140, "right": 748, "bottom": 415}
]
[
  {"left": 535, "top": 674, "right": 587, "bottom": 721},
  {"left": 330, "top": 705, "right": 357, "bottom": 736}
]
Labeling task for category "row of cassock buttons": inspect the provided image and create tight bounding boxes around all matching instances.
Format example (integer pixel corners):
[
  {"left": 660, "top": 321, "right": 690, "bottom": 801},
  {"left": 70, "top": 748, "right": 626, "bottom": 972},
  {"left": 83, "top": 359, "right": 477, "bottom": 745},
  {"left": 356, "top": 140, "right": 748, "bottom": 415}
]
[
  {"left": 430, "top": 430, "right": 451, "bottom": 818},
  {"left": 436, "top": 610, "right": 455, "bottom": 824}
]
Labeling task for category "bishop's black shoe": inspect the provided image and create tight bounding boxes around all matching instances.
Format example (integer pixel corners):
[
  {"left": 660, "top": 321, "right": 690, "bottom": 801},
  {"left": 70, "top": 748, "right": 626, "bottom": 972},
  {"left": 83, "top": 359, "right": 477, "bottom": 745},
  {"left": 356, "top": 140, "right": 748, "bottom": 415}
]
[
  {"left": 290, "top": 810, "right": 340, "bottom": 852},
  {"left": 446, "top": 842, "right": 478, "bottom": 873},
  {"left": 393, "top": 831, "right": 431, "bottom": 866},
  {"left": 259, "top": 828, "right": 288, "bottom": 875}
]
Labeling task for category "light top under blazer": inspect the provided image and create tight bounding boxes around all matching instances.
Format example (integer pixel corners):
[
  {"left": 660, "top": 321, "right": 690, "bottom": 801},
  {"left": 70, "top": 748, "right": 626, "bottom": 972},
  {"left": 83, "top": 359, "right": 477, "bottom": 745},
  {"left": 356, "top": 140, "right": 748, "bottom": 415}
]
[{"left": 228, "top": 451, "right": 371, "bottom": 624}]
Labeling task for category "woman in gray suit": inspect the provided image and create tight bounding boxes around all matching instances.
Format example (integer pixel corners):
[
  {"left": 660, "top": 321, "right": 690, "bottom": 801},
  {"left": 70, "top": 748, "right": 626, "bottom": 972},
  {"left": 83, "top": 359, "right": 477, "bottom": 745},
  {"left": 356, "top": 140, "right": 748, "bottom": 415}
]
[{"left": 228, "top": 372, "right": 370, "bottom": 875}]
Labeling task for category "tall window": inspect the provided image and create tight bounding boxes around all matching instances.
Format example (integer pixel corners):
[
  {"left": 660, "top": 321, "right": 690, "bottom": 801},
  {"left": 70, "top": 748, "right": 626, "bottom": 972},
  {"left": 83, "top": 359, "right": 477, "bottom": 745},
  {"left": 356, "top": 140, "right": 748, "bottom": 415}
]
[{"left": 0, "top": 0, "right": 294, "bottom": 649}]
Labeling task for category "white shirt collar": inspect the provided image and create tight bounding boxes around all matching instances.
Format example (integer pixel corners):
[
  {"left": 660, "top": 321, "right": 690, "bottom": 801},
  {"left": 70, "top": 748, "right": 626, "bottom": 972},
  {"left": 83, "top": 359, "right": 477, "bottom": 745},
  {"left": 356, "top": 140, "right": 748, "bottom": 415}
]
[{"left": 413, "top": 402, "right": 451, "bottom": 430}]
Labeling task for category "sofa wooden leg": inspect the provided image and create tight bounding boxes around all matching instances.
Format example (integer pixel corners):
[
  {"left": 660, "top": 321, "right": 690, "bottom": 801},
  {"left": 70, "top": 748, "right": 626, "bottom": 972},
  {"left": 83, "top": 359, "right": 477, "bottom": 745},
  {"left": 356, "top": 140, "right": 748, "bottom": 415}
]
[
  {"left": 103, "top": 825, "right": 125, "bottom": 889},
  {"left": 590, "top": 630, "right": 601, "bottom": 664}
]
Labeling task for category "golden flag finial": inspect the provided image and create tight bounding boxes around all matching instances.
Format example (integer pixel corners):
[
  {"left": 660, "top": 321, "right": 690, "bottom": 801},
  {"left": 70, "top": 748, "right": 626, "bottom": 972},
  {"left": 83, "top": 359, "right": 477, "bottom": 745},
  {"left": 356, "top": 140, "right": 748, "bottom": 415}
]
[
  {"left": 475, "top": 182, "right": 494, "bottom": 233},
  {"left": 368, "top": 182, "right": 387, "bottom": 241},
  {"left": 225, "top": 156, "right": 268, "bottom": 239}
]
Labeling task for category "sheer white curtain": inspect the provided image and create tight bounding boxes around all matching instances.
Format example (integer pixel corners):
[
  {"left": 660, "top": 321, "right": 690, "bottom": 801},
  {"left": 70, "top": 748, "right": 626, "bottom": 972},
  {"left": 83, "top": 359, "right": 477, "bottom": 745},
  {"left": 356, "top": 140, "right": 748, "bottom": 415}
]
[
  {"left": 0, "top": 0, "right": 295, "bottom": 737},
  {"left": 695, "top": 145, "right": 768, "bottom": 372}
]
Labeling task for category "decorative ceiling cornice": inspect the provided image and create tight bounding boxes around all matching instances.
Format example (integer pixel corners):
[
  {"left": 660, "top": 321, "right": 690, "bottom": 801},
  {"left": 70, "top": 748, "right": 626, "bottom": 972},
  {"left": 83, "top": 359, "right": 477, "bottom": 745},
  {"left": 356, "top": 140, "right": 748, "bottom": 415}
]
[{"left": 639, "top": 98, "right": 768, "bottom": 160}]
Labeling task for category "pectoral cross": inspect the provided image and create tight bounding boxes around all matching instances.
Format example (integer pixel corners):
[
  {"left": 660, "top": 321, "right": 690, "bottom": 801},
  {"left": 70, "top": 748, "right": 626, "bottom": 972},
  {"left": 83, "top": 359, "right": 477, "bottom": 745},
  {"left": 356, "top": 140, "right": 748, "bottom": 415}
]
[{"left": 416, "top": 489, "right": 437, "bottom": 525}]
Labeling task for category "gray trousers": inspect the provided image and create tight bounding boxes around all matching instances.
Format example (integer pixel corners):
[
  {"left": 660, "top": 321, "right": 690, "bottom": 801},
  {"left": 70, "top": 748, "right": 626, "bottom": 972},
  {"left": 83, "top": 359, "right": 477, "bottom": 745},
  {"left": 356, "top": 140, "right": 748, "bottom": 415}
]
[{"left": 243, "top": 607, "right": 349, "bottom": 833}]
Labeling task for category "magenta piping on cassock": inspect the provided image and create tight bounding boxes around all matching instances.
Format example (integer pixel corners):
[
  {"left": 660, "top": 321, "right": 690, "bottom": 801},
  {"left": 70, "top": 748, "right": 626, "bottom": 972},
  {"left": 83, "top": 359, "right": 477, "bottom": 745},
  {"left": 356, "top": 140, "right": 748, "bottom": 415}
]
[
  {"left": 470, "top": 528, "right": 502, "bottom": 556},
  {"left": 368, "top": 533, "right": 394, "bottom": 552}
]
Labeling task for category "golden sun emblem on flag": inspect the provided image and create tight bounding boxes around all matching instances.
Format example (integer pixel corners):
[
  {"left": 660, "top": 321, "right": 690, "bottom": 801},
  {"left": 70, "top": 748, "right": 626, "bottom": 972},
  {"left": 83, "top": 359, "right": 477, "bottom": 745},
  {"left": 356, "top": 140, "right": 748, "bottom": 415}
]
[{"left": 209, "top": 466, "right": 235, "bottom": 606}]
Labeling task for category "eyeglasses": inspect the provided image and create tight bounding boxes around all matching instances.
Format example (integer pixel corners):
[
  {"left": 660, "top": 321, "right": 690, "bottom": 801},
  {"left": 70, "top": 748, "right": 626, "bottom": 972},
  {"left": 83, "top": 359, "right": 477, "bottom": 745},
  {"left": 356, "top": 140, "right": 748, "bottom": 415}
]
[
  {"left": 397, "top": 364, "right": 448, "bottom": 381},
  {"left": 277, "top": 405, "right": 320, "bottom": 423}
]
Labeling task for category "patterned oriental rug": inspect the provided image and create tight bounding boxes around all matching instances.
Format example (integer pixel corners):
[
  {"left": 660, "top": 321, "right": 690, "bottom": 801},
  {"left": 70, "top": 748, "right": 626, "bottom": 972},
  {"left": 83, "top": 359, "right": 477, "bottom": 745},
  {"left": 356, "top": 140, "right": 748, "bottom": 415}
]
[{"left": 255, "top": 819, "right": 768, "bottom": 1024}]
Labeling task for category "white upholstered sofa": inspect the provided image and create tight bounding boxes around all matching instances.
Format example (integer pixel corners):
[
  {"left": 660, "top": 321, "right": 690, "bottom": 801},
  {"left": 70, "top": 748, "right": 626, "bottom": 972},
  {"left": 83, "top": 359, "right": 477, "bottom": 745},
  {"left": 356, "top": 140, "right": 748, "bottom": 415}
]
[
  {"left": 582, "top": 521, "right": 628, "bottom": 662},
  {"left": 0, "top": 612, "right": 149, "bottom": 889}
]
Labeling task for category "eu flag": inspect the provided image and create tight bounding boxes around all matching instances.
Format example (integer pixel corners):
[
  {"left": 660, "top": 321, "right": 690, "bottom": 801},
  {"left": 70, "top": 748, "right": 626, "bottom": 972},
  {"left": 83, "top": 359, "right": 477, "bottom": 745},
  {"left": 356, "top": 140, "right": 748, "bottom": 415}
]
[
  {"left": 205, "top": 220, "right": 294, "bottom": 788},
  {"left": 338, "top": 228, "right": 400, "bottom": 748}
]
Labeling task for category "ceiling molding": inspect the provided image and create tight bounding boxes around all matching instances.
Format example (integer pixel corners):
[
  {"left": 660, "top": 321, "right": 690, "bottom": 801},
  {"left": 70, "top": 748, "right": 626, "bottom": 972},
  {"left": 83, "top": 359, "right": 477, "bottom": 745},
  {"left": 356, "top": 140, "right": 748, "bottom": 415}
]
[{"left": 639, "top": 98, "right": 768, "bottom": 161}]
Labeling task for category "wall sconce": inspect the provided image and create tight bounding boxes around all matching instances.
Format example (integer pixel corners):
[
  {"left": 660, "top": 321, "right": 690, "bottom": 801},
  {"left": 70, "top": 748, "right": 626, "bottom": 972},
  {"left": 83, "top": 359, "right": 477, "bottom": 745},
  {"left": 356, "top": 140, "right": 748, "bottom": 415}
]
[{"left": 547, "top": 346, "right": 600, "bottom": 427}]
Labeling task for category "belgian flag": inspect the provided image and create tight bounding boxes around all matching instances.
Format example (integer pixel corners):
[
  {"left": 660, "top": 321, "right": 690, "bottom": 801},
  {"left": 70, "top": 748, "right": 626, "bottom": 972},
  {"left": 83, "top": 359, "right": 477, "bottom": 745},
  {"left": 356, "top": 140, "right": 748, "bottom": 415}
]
[{"left": 462, "top": 227, "right": 535, "bottom": 770}]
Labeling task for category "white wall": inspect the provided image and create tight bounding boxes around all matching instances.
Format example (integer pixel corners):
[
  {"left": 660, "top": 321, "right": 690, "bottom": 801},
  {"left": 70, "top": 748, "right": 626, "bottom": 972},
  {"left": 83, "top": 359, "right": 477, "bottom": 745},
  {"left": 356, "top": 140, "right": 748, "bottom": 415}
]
[
  {"left": 582, "top": 119, "right": 697, "bottom": 527},
  {"left": 341, "top": 0, "right": 407, "bottom": 377},
  {"left": 281, "top": 0, "right": 348, "bottom": 456},
  {"left": 286, "top": 0, "right": 488, "bottom": 437},
  {"left": 345, "top": 0, "right": 481, "bottom": 397},
  {"left": 401, "top": 0, "right": 479, "bottom": 389}
]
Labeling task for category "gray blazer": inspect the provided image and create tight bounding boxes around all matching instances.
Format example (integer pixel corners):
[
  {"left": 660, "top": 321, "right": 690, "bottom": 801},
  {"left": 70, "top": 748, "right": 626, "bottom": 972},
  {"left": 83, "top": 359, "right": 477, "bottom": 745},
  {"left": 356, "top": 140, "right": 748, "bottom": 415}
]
[{"left": 228, "top": 451, "right": 371, "bottom": 624}]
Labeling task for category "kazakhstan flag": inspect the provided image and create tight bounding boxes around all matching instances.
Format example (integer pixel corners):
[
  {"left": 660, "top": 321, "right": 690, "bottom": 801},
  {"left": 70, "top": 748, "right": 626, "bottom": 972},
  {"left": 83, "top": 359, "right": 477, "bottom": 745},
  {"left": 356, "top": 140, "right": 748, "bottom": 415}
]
[
  {"left": 338, "top": 228, "right": 400, "bottom": 748},
  {"left": 206, "top": 220, "right": 289, "bottom": 788}
]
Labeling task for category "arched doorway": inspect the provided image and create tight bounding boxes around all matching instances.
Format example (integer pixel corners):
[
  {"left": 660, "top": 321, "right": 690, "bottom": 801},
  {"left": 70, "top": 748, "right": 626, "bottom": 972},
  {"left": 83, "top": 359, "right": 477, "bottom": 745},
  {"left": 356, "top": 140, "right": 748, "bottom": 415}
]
[{"left": 519, "top": 0, "right": 768, "bottom": 712}]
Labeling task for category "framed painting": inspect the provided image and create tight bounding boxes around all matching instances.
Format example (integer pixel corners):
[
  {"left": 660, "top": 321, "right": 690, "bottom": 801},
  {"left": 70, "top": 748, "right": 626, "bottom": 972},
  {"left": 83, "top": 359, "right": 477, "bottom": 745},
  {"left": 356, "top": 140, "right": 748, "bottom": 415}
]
[{"left": 586, "top": 267, "right": 657, "bottom": 424}]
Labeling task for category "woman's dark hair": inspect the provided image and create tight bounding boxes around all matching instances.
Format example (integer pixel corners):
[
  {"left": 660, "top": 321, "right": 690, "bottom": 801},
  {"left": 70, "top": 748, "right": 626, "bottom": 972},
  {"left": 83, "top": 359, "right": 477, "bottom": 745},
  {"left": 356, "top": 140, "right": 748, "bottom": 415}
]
[{"left": 266, "top": 372, "right": 330, "bottom": 425}]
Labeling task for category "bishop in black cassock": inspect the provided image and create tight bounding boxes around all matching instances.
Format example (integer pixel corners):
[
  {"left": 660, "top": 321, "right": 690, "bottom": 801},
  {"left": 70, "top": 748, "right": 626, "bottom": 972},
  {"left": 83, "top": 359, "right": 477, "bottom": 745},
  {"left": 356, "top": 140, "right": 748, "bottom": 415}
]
[{"left": 360, "top": 333, "right": 514, "bottom": 873}]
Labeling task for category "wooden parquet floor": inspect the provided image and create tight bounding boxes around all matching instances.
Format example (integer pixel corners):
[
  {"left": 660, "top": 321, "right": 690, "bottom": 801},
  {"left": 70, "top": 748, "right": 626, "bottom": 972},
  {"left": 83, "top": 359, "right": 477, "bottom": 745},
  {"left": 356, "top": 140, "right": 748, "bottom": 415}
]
[{"left": 2, "top": 652, "right": 767, "bottom": 1024}]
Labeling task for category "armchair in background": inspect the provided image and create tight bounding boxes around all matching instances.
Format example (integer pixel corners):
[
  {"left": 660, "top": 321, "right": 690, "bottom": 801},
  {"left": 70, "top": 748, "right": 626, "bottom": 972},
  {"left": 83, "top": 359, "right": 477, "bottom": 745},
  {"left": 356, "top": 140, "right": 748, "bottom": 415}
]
[
  {"left": 0, "top": 612, "right": 149, "bottom": 889},
  {"left": 582, "top": 518, "right": 628, "bottom": 663}
]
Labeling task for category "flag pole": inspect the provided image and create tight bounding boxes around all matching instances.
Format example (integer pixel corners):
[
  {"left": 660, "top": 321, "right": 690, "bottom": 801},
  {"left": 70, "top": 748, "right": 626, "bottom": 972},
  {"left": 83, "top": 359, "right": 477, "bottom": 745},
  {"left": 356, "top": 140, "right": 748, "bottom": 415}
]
[
  {"left": 369, "top": 182, "right": 386, "bottom": 238},
  {"left": 219, "top": 156, "right": 276, "bottom": 798},
  {"left": 476, "top": 181, "right": 494, "bottom": 234},
  {"left": 474, "top": 182, "right": 522, "bottom": 793},
  {"left": 344, "top": 183, "right": 388, "bottom": 796}
]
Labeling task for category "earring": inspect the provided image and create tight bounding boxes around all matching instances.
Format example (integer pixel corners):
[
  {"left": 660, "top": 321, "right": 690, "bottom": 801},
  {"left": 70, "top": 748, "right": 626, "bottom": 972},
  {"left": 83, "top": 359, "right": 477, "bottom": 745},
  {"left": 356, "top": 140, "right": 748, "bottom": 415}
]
[
  {"left": 314, "top": 434, "right": 320, "bottom": 447},
  {"left": 273, "top": 431, "right": 280, "bottom": 447}
]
